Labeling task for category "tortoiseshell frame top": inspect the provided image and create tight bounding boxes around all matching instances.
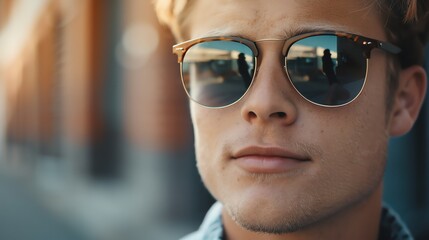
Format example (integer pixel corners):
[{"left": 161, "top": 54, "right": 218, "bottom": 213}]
[{"left": 174, "top": 31, "right": 400, "bottom": 62}]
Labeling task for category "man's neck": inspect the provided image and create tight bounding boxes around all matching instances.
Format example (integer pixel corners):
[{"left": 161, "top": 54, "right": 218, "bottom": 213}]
[{"left": 222, "top": 184, "right": 383, "bottom": 240}]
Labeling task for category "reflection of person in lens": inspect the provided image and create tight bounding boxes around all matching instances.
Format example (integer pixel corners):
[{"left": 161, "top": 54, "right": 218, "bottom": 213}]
[
  {"left": 237, "top": 53, "right": 252, "bottom": 88},
  {"left": 322, "top": 49, "right": 338, "bottom": 85},
  {"left": 322, "top": 49, "right": 350, "bottom": 104}
]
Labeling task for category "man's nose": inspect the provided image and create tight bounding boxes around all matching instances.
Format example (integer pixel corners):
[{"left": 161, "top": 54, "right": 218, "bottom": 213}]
[{"left": 240, "top": 49, "right": 298, "bottom": 126}]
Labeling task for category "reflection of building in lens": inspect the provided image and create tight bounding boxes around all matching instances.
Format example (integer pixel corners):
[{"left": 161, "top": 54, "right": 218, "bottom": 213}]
[
  {"left": 182, "top": 46, "right": 255, "bottom": 106},
  {"left": 183, "top": 46, "right": 254, "bottom": 85},
  {"left": 286, "top": 45, "right": 338, "bottom": 83}
]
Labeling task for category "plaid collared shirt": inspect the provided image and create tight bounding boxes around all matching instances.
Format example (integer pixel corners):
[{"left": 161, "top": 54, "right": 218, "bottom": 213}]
[{"left": 180, "top": 202, "right": 414, "bottom": 240}]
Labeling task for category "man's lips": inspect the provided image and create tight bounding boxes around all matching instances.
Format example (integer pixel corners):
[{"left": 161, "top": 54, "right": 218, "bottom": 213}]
[{"left": 231, "top": 146, "right": 311, "bottom": 173}]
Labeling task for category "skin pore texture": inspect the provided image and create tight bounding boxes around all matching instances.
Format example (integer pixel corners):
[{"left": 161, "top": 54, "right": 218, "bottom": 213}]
[{"left": 184, "top": 0, "right": 427, "bottom": 239}]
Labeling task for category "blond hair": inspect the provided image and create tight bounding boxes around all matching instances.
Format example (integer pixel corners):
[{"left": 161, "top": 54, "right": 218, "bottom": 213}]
[
  {"left": 154, "top": 0, "right": 428, "bottom": 67},
  {"left": 153, "top": 0, "right": 195, "bottom": 41}
]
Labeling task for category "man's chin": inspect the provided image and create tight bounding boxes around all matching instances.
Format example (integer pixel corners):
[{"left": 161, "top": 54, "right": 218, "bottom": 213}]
[{"left": 224, "top": 201, "right": 316, "bottom": 235}]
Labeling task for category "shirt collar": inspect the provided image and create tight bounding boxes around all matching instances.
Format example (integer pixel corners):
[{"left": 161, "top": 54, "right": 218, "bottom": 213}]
[{"left": 183, "top": 202, "right": 414, "bottom": 240}]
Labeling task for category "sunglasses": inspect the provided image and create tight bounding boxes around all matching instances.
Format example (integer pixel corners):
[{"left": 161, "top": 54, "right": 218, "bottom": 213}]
[{"left": 173, "top": 31, "right": 401, "bottom": 108}]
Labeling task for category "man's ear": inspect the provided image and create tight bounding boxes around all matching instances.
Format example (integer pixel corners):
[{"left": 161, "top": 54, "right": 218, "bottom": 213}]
[{"left": 388, "top": 65, "right": 427, "bottom": 137}]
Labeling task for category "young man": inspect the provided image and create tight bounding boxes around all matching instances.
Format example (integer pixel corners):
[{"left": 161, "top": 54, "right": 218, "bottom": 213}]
[{"left": 154, "top": 0, "right": 428, "bottom": 239}]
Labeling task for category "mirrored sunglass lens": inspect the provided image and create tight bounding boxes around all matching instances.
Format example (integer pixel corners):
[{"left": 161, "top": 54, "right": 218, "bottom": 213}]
[
  {"left": 182, "top": 41, "right": 255, "bottom": 107},
  {"left": 286, "top": 35, "right": 366, "bottom": 106}
]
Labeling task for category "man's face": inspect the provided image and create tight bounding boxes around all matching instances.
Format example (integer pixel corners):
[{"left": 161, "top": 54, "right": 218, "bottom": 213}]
[{"left": 187, "top": 0, "right": 391, "bottom": 233}]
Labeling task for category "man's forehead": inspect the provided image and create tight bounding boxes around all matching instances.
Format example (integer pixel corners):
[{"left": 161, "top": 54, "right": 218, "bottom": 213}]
[{"left": 186, "top": 0, "right": 379, "bottom": 41}]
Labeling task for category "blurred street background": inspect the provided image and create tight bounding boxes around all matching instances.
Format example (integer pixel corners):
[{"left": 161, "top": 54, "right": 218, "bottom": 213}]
[{"left": 0, "top": 0, "right": 427, "bottom": 239}]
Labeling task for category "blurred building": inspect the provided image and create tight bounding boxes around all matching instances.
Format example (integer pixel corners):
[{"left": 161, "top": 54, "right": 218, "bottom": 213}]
[
  {"left": 0, "top": 0, "right": 427, "bottom": 240},
  {"left": 0, "top": 0, "right": 212, "bottom": 239}
]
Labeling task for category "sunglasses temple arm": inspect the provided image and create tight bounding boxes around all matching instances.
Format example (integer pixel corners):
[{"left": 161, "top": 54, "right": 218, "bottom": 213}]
[{"left": 378, "top": 42, "right": 402, "bottom": 55}]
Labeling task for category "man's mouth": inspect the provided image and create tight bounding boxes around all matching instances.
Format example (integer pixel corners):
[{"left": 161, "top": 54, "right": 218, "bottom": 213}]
[{"left": 231, "top": 146, "right": 311, "bottom": 173}]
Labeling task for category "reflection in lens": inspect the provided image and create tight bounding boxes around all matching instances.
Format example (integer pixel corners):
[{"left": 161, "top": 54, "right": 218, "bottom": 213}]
[
  {"left": 286, "top": 35, "right": 366, "bottom": 106},
  {"left": 182, "top": 41, "right": 255, "bottom": 107}
]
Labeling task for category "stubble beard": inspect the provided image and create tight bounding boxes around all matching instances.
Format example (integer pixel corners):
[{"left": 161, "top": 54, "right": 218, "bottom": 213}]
[
  {"left": 225, "top": 197, "right": 325, "bottom": 234},
  {"left": 221, "top": 140, "right": 388, "bottom": 235},
  {"left": 224, "top": 181, "right": 384, "bottom": 235}
]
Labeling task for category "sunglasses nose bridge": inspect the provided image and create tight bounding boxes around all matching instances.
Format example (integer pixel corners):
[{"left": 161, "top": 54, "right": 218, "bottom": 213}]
[
  {"left": 250, "top": 46, "right": 294, "bottom": 97},
  {"left": 254, "top": 39, "right": 288, "bottom": 68},
  {"left": 254, "top": 38, "right": 287, "bottom": 52}
]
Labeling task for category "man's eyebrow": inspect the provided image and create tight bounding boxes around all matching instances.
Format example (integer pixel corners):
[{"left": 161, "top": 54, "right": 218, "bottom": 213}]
[
  {"left": 279, "top": 24, "right": 358, "bottom": 39},
  {"left": 196, "top": 28, "right": 237, "bottom": 38}
]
